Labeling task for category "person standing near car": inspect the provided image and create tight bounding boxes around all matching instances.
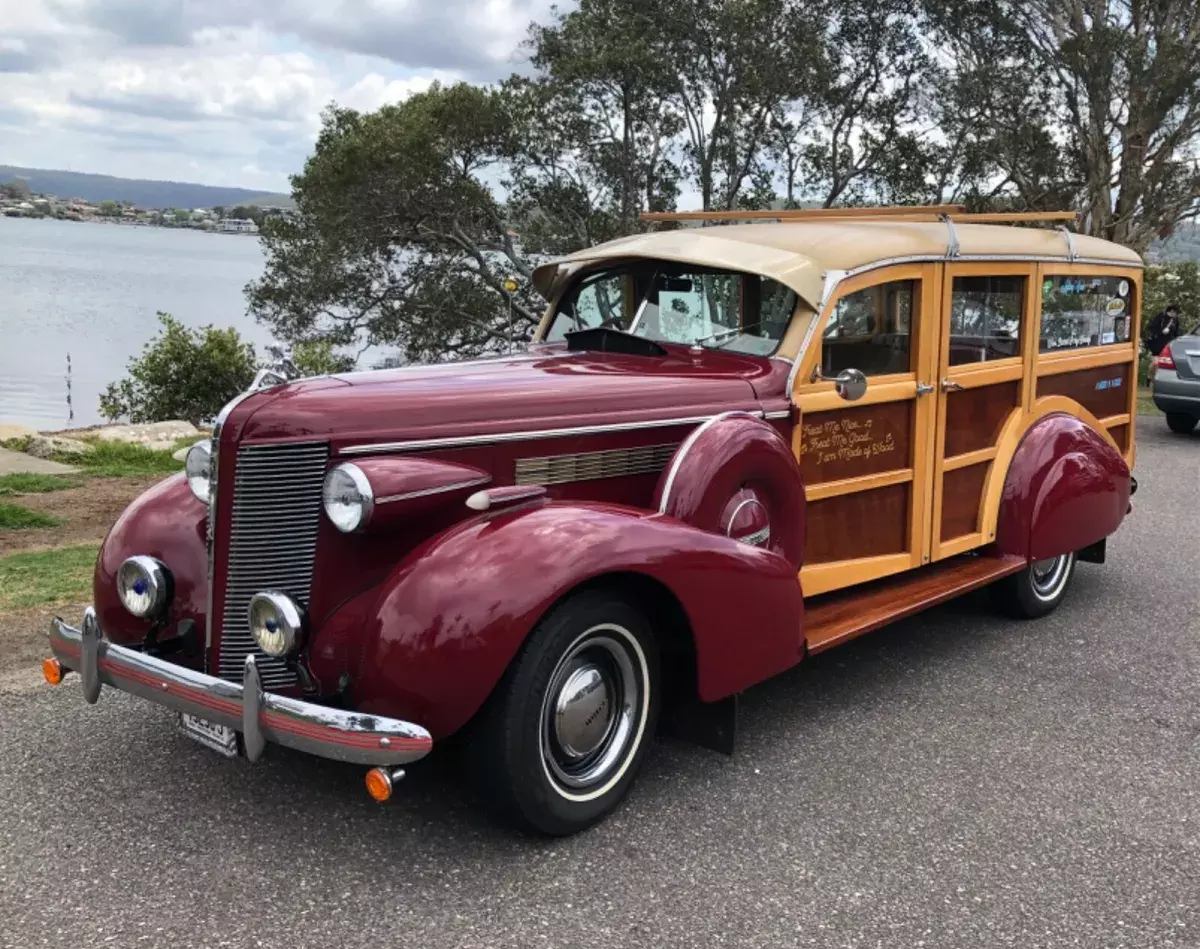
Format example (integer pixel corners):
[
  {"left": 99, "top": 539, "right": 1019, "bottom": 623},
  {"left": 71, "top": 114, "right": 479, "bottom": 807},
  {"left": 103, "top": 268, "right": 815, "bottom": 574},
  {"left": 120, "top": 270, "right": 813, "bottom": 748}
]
[{"left": 1146, "top": 303, "right": 1182, "bottom": 360}]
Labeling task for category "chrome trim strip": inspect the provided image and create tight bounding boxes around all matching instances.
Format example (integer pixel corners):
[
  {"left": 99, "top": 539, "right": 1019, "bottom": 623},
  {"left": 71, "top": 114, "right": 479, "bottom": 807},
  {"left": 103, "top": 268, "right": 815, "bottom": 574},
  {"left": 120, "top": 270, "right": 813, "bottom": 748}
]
[
  {"left": 50, "top": 612, "right": 433, "bottom": 767},
  {"left": 376, "top": 477, "right": 492, "bottom": 504},
  {"left": 941, "top": 214, "right": 960, "bottom": 259},
  {"left": 1059, "top": 227, "right": 1078, "bottom": 262},
  {"left": 340, "top": 414, "right": 753, "bottom": 456},
  {"left": 762, "top": 410, "right": 792, "bottom": 421},
  {"left": 657, "top": 411, "right": 758, "bottom": 515},
  {"left": 840, "top": 253, "right": 1140, "bottom": 276}
]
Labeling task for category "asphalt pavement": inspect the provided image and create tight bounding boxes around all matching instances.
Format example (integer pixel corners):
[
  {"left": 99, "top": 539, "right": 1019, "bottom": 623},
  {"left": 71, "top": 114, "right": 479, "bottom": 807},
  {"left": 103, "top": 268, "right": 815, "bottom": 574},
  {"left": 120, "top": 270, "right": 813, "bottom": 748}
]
[{"left": 2, "top": 419, "right": 1198, "bottom": 949}]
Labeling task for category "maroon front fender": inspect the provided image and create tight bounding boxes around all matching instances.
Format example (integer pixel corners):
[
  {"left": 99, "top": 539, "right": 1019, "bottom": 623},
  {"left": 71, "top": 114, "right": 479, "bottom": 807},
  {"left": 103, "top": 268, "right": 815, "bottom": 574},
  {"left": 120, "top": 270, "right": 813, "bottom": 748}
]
[
  {"left": 352, "top": 502, "right": 804, "bottom": 738},
  {"left": 994, "top": 413, "right": 1131, "bottom": 562},
  {"left": 93, "top": 473, "right": 209, "bottom": 649}
]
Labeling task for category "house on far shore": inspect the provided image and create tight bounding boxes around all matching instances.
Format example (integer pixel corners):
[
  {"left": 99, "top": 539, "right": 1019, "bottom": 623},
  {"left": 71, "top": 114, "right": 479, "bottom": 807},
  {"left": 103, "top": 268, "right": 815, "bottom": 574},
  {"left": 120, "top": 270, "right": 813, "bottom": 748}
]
[{"left": 218, "top": 218, "right": 259, "bottom": 234}]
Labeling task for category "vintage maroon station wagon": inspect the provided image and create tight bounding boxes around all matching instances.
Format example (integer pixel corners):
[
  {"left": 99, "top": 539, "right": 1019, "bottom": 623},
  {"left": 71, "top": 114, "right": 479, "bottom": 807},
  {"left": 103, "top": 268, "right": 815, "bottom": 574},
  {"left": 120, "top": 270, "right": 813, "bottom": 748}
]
[{"left": 47, "top": 206, "right": 1140, "bottom": 835}]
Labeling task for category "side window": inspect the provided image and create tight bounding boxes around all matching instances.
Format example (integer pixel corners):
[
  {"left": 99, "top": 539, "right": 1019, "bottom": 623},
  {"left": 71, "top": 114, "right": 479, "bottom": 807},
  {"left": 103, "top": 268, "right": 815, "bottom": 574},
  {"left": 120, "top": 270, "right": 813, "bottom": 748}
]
[
  {"left": 553, "top": 272, "right": 632, "bottom": 336},
  {"left": 822, "top": 280, "right": 915, "bottom": 377},
  {"left": 949, "top": 276, "right": 1024, "bottom": 365},
  {"left": 1040, "top": 275, "right": 1134, "bottom": 352}
]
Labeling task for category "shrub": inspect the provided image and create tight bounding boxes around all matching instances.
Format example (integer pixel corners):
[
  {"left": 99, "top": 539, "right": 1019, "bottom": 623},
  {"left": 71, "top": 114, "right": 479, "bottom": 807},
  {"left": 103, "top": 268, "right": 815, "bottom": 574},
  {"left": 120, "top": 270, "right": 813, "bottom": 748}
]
[
  {"left": 1143, "top": 262, "right": 1200, "bottom": 341},
  {"left": 100, "top": 314, "right": 257, "bottom": 426},
  {"left": 100, "top": 314, "right": 359, "bottom": 426}
]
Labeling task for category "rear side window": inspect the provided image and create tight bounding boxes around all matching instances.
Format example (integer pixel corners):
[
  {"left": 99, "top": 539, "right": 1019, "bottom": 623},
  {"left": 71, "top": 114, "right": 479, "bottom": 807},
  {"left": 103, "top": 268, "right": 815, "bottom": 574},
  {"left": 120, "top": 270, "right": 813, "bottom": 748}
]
[
  {"left": 949, "top": 276, "right": 1024, "bottom": 364},
  {"left": 1040, "top": 276, "right": 1134, "bottom": 352}
]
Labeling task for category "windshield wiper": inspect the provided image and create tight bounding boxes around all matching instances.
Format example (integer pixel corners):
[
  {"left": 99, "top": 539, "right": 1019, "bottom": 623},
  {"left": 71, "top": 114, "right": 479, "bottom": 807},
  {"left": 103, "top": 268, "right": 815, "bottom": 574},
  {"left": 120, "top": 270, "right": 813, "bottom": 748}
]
[{"left": 694, "top": 323, "right": 762, "bottom": 348}]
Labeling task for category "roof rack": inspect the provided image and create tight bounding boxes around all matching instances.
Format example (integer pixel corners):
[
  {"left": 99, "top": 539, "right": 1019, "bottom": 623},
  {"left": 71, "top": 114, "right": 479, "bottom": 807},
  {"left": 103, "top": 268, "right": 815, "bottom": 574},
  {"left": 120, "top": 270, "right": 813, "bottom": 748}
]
[{"left": 639, "top": 207, "right": 1078, "bottom": 225}]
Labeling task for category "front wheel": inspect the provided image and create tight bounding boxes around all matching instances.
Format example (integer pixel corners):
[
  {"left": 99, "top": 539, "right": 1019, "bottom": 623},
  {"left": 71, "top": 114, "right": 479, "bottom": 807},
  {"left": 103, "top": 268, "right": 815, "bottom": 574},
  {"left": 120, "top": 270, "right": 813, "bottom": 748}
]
[
  {"left": 466, "top": 590, "right": 660, "bottom": 835},
  {"left": 991, "top": 552, "right": 1077, "bottom": 619},
  {"left": 1166, "top": 413, "right": 1198, "bottom": 435}
]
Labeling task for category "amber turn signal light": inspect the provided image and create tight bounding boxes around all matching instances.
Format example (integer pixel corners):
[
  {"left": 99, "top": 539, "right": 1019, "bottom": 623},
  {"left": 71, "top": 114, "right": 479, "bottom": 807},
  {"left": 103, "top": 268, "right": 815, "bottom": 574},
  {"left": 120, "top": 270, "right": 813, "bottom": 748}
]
[
  {"left": 42, "top": 657, "right": 65, "bottom": 686},
  {"left": 365, "top": 767, "right": 393, "bottom": 802}
]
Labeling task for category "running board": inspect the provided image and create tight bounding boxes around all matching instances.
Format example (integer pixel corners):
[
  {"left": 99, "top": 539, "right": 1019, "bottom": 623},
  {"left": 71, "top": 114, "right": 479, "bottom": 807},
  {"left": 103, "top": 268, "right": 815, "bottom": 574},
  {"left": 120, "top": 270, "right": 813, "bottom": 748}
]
[{"left": 803, "top": 554, "right": 1026, "bottom": 654}]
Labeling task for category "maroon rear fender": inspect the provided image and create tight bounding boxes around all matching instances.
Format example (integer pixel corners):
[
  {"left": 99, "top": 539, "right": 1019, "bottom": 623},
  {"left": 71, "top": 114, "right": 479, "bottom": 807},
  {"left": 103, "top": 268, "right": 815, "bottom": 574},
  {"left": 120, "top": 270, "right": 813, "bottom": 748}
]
[
  {"left": 994, "top": 413, "right": 1131, "bottom": 561},
  {"left": 352, "top": 502, "right": 804, "bottom": 738},
  {"left": 654, "top": 413, "right": 806, "bottom": 570}
]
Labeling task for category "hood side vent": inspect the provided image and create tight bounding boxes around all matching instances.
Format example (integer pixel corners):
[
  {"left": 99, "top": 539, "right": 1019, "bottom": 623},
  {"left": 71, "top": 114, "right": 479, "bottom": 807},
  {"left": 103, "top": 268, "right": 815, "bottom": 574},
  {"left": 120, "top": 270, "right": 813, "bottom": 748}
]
[{"left": 515, "top": 442, "right": 678, "bottom": 487}]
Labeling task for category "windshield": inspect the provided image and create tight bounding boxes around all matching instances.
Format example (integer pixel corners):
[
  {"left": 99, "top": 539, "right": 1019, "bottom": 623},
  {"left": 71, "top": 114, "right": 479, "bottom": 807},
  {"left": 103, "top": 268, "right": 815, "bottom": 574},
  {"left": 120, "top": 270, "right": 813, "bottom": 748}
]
[{"left": 545, "top": 261, "right": 797, "bottom": 357}]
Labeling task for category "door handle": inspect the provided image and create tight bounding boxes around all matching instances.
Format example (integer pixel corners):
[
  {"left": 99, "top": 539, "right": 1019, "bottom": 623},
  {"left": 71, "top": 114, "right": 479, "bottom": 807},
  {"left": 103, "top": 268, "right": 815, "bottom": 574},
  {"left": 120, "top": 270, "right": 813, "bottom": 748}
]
[
  {"left": 941, "top": 379, "right": 964, "bottom": 393},
  {"left": 915, "top": 382, "right": 934, "bottom": 396}
]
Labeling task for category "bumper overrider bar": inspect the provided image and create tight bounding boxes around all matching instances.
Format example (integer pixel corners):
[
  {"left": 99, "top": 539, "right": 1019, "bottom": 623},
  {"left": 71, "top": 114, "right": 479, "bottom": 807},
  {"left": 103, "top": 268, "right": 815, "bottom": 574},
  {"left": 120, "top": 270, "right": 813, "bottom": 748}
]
[{"left": 48, "top": 608, "right": 432, "bottom": 767}]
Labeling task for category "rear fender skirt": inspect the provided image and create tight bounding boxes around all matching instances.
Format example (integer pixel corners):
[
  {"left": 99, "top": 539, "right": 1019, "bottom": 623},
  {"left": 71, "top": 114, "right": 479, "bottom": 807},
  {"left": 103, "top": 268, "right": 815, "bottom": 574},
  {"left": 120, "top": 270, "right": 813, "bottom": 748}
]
[
  {"left": 352, "top": 502, "right": 803, "bottom": 738},
  {"left": 994, "top": 412, "right": 1131, "bottom": 561}
]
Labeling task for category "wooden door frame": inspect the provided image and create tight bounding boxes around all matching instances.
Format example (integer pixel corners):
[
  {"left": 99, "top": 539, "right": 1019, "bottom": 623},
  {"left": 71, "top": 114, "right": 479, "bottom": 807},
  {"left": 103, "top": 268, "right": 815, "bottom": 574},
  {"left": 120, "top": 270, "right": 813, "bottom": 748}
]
[
  {"left": 929, "top": 261, "right": 1038, "bottom": 561},
  {"left": 792, "top": 262, "right": 940, "bottom": 597}
]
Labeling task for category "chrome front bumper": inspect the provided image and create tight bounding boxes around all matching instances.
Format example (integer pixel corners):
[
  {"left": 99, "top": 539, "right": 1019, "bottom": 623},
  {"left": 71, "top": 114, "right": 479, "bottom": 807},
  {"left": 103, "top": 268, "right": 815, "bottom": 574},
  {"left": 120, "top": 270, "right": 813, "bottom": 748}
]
[{"left": 49, "top": 609, "right": 433, "bottom": 767}]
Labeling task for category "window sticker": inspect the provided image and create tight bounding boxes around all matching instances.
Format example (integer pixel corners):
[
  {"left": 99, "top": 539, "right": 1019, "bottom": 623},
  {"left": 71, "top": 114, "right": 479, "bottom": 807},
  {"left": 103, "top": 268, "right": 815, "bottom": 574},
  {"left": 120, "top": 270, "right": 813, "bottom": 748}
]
[
  {"left": 1118, "top": 280, "right": 1130, "bottom": 298},
  {"left": 1101, "top": 331, "right": 1116, "bottom": 344},
  {"left": 1106, "top": 298, "right": 1125, "bottom": 315}
]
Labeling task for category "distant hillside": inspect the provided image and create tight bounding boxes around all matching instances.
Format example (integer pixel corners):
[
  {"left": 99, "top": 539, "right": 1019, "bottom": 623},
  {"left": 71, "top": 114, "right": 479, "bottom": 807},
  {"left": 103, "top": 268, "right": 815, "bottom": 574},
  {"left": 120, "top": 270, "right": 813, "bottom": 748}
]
[
  {"left": 0, "top": 165, "right": 293, "bottom": 210},
  {"left": 1151, "top": 223, "right": 1200, "bottom": 263}
]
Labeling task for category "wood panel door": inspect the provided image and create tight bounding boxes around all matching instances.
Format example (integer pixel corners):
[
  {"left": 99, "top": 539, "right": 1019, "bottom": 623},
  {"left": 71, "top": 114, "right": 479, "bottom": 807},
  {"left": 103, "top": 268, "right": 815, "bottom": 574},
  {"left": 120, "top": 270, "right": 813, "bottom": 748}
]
[
  {"left": 930, "top": 262, "right": 1037, "bottom": 560},
  {"left": 792, "top": 264, "right": 940, "bottom": 597}
]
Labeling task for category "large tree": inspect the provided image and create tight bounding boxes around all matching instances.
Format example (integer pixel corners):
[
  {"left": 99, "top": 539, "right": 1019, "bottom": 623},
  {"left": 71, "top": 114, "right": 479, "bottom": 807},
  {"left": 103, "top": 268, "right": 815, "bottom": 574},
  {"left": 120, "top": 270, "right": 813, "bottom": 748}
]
[
  {"left": 925, "top": 0, "right": 1200, "bottom": 250},
  {"left": 248, "top": 84, "right": 550, "bottom": 361}
]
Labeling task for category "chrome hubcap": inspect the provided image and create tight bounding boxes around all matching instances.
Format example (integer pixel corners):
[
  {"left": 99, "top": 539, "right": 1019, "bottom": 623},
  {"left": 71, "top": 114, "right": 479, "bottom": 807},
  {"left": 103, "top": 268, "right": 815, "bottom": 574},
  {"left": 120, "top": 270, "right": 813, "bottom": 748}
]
[
  {"left": 1031, "top": 553, "right": 1072, "bottom": 601},
  {"left": 554, "top": 664, "right": 614, "bottom": 759},
  {"left": 540, "top": 625, "right": 648, "bottom": 801}
]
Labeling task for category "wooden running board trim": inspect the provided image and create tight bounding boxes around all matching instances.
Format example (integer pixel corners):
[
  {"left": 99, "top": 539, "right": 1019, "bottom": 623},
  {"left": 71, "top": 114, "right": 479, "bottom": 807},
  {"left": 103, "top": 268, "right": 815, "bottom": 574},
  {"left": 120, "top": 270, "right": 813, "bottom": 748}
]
[{"left": 803, "top": 554, "right": 1026, "bottom": 654}]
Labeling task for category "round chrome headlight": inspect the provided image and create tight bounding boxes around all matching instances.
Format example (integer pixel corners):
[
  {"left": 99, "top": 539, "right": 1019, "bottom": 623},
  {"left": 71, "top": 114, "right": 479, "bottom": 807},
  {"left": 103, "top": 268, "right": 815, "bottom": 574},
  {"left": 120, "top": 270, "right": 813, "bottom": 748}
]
[
  {"left": 116, "top": 556, "right": 171, "bottom": 618},
  {"left": 322, "top": 463, "right": 373, "bottom": 532},
  {"left": 248, "top": 592, "right": 305, "bottom": 657},
  {"left": 185, "top": 440, "right": 213, "bottom": 504}
]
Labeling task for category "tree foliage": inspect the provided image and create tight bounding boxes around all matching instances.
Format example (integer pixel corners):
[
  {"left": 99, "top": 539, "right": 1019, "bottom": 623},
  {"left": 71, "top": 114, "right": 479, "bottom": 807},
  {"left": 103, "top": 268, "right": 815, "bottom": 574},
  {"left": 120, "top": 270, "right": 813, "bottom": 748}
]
[
  {"left": 249, "top": 0, "right": 1200, "bottom": 362},
  {"left": 100, "top": 314, "right": 257, "bottom": 425},
  {"left": 923, "top": 0, "right": 1200, "bottom": 250},
  {"left": 99, "top": 316, "right": 353, "bottom": 425}
]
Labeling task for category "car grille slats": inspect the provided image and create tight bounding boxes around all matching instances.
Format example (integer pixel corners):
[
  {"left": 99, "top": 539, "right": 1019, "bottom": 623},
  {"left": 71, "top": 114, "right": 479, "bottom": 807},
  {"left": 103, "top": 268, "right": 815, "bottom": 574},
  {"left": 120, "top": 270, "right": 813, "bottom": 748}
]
[{"left": 215, "top": 441, "right": 328, "bottom": 689}]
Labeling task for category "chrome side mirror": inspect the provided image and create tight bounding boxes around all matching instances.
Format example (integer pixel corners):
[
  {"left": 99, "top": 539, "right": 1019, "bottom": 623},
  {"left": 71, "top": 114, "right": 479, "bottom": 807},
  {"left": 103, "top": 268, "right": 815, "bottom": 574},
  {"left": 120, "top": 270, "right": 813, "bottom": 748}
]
[{"left": 833, "top": 368, "right": 867, "bottom": 402}]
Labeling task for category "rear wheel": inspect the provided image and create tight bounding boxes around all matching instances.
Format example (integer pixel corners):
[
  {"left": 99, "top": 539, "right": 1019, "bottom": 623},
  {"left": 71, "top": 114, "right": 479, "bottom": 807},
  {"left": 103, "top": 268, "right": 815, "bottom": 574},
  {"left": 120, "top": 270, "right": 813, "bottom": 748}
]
[
  {"left": 991, "top": 552, "right": 1077, "bottom": 619},
  {"left": 1166, "top": 413, "right": 1198, "bottom": 435},
  {"left": 466, "top": 590, "right": 660, "bottom": 836}
]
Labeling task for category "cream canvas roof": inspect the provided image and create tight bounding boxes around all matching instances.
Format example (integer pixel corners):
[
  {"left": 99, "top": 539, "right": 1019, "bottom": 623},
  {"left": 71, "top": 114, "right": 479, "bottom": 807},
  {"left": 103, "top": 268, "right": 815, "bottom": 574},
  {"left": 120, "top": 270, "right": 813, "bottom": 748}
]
[{"left": 532, "top": 221, "right": 1142, "bottom": 311}]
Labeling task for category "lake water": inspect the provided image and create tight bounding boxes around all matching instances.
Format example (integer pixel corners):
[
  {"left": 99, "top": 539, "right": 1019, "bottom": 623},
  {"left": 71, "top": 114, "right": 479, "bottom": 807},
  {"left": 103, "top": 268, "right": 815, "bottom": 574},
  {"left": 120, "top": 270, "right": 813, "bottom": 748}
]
[{"left": 0, "top": 217, "right": 275, "bottom": 429}]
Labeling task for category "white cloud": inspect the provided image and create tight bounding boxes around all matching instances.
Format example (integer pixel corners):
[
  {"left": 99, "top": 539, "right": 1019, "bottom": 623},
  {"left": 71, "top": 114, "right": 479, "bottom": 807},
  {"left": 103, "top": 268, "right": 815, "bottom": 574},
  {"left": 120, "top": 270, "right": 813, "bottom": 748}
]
[{"left": 0, "top": 0, "right": 558, "bottom": 190}]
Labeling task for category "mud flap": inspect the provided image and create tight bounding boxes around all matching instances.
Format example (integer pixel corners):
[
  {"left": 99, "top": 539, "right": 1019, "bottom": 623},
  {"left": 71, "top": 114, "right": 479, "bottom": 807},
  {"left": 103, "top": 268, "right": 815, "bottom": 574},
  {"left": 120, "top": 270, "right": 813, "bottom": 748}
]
[
  {"left": 1077, "top": 538, "right": 1106, "bottom": 564},
  {"left": 660, "top": 694, "right": 738, "bottom": 756}
]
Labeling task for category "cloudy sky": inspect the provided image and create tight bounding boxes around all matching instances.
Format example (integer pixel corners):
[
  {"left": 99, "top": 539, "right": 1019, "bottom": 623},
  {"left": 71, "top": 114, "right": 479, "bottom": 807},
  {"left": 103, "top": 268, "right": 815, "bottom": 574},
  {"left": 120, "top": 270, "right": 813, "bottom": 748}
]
[{"left": 0, "top": 0, "right": 558, "bottom": 192}]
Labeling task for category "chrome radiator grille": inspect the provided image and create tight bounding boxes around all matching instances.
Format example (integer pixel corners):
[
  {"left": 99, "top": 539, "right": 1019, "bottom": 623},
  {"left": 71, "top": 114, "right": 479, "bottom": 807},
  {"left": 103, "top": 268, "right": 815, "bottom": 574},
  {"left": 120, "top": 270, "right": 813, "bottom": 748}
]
[
  {"left": 515, "top": 443, "right": 678, "bottom": 486},
  {"left": 216, "top": 441, "right": 329, "bottom": 688}
]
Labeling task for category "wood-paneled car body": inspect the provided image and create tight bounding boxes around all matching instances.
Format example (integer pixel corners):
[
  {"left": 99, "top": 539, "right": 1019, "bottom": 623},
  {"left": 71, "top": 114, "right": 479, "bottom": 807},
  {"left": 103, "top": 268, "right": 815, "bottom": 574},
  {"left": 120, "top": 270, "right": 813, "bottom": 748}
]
[{"left": 47, "top": 207, "right": 1140, "bottom": 834}]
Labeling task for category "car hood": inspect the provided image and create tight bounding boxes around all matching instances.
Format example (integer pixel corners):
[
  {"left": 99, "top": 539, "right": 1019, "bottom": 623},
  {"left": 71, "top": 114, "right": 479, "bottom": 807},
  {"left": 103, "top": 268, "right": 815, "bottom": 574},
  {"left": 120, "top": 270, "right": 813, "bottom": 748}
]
[{"left": 232, "top": 345, "right": 778, "bottom": 449}]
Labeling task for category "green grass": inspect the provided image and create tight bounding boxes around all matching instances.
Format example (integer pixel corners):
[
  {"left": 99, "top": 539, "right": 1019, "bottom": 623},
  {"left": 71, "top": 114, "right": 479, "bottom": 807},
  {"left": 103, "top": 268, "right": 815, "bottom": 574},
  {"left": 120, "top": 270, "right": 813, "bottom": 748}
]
[
  {"left": 0, "top": 473, "right": 79, "bottom": 496},
  {"left": 56, "top": 440, "right": 184, "bottom": 478},
  {"left": 0, "top": 501, "right": 64, "bottom": 530},
  {"left": 0, "top": 544, "right": 99, "bottom": 611},
  {"left": 1137, "top": 386, "right": 1163, "bottom": 417}
]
